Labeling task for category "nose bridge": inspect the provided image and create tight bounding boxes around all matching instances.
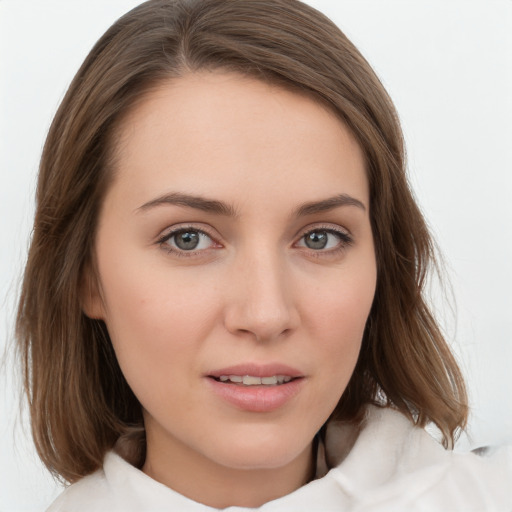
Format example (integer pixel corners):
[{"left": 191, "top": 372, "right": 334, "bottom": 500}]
[{"left": 224, "top": 242, "right": 298, "bottom": 341}]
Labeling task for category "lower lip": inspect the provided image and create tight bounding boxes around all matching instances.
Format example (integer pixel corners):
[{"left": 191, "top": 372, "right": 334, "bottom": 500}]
[{"left": 206, "top": 377, "right": 305, "bottom": 412}]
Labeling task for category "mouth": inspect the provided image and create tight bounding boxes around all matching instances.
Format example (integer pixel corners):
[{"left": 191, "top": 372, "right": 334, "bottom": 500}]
[
  {"left": 207, "top": 363, "right": 303, "bottom": 384},
  {"left": 209, "top": 374, "right": 297, "bottom": 386},
  {"left": 206, "top": 363, "right": 305, "bottom": 412}
]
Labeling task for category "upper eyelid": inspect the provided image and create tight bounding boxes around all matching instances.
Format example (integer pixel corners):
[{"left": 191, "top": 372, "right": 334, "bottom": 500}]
[
  {"left": 157, "top": 226, "right": 220, "bottom": 257},
  {"left": 157, "top": 224, "right": 219, "bottom": 242},
  {"left": 293, "top": 224, "right": 354, "bottom": 250},
  {"left": 294, "top": 222, "right": 352, "bottom": 239},
  {"left": 297, "top": 228, "right": 352, "bottom": 242}
]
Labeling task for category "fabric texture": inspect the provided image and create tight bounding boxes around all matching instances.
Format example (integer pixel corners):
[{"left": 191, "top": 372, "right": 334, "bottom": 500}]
[{"left": 46, "top": 405, "right": 512, "bottom": 512}]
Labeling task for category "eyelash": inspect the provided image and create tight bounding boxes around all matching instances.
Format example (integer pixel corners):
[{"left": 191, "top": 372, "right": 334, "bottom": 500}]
[
  {"left": 296, "top": 225, "right": 354, "bottom": 257},
  {"left": 156, "top": 225, "right": 219, "bottom": 258},
  {"left": 156, "top": 224, "right": 354, "bottom": 258}
]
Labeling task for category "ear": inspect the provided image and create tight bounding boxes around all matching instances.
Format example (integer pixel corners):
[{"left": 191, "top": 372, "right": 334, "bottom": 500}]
[{"left": 80, "top": 262, "right": 105, "bottom": 320}]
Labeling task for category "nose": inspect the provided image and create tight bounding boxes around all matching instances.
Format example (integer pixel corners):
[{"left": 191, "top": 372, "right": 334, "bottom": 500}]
[{"left": 223, "top": 249, "right": 300, "bottom": 342}]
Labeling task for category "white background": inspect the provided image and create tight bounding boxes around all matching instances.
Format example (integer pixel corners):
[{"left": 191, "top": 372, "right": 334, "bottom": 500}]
[{"left": 1, "top": 1, "right": 511, "bottom": 510}]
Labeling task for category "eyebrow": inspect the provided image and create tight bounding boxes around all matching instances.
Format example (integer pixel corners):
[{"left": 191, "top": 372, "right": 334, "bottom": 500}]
[
  {"left": 136, "top": 192, "right": 238, "bottom": 217},
  {"left": 294, "top": 194, "right": 366, "bottom": 216},
  {"left": 136, "top": 192, "right": 366, "bottom": 217}
]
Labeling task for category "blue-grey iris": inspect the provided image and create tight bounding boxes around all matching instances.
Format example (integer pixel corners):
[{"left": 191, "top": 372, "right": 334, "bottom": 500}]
[
  {"left": 305, "top": 231, "right": 328, "bottom": 249},
  {"left": 175, "top": 231, "right": 200, "bottom": 250}
]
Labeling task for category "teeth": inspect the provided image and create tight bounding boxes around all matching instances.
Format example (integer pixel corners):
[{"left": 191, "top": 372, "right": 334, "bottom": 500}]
[
  {"left": 243, "top": 375, "right": 262, "bottom": 385},
  {"left": 217, "top": 375, "right": 293, "bottom": 385}
]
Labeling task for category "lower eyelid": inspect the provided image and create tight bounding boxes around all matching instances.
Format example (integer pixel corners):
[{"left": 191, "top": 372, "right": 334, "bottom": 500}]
[{"left": 157, "top": 226, "right": 223, "bottom": 257}]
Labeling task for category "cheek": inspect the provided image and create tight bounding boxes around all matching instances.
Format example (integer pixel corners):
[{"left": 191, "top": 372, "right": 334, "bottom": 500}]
[
  {"left": 305, "top": 262, "right": 376, "bottom": 341},
  {"left": 303, "top": 258, "right": 376, "bottom": 384},
  {"left": 291, "top": 273, "right": 375, "bottom": 434},
  {"left": 96, "top": 252, "right": 221, "bottom": 381},
  {"left": 100, "top": 242, "right": 211, "bottom": 324}
]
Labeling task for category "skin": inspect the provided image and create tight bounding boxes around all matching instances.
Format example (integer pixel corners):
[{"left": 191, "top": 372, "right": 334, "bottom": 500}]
[{"left": 84, "top": 72, "right": 377, "bottom": 508}]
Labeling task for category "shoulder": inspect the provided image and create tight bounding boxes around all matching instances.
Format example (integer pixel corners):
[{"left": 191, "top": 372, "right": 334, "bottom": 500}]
[
  {"left": 46, "top": 452, "right": 135, "bottom": 512},
  {"left": 45, "top": 450, "right": 207, "bottom": 512},
  {"left": 327, "top": 405, "right": 512, "bottom": 511},
  {"left": 46, "top": 468, "right": 112, "bottom": 512}
]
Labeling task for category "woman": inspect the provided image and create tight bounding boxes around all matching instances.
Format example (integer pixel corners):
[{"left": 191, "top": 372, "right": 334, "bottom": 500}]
[{"left": 15, "top": 0, "right": 512, "bottom": 510}]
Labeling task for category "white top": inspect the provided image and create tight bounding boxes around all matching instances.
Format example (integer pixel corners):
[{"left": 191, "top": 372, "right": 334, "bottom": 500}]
[{"left": 47, "top": 406, "right": 512, "bottom": 511}]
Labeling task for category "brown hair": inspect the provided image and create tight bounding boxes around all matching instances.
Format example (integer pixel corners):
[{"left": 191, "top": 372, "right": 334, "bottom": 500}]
[{"left": 16, "top": 0, "right": 467, "bottom": 483}]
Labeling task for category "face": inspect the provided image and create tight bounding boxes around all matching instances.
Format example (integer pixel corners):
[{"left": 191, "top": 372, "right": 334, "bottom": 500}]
[{"left": 86, "top": 72, "right": 376, "bottom": 492}]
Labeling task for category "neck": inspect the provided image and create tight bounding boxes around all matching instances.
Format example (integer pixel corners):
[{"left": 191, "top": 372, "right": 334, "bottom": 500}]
[{"left": 142, "top": 429, "right": 315, "bottom": 508}]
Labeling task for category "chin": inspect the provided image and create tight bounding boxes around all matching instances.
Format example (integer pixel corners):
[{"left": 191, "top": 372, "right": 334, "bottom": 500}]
[{"left": 206, "top": 430, "right": 312, "bottom": 471}]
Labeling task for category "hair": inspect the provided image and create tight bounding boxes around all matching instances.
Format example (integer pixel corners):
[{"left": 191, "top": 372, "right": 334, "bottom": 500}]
[{"left": 16, "top": 0, "right": 468, "bottom": 483}]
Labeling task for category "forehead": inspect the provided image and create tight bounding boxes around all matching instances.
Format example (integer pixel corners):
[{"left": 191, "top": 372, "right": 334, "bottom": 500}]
[{"left": 108, "top": 71, "right": 368, "bottom": 212}]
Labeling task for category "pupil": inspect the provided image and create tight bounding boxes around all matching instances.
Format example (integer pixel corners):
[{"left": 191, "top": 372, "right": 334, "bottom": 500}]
[
  {"left": 305, "top": 231, "right": 328, "bottom": 250},
  {"left": 175, "top": 231, "right": 199, "bottom": 250}
]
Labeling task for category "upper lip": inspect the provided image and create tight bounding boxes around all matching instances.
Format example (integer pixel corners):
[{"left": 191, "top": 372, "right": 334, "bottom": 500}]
[{"left": 207, "top": 363, "right": 304, "bottom": 378}]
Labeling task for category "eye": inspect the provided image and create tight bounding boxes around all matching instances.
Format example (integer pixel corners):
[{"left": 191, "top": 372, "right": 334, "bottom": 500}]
[
  {"left": 159, "top": 227, "right": 217, "bottom": 253},
  {"left": 296, "top": 228, "right": 353, "bottom": 251}
]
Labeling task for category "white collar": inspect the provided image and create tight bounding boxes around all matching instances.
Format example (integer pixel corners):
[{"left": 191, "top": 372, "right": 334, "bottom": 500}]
[
  {"left": 102, "top": 406, "right": 442, "bottom": 510},
  {"left": 51, "top": 405, "right": 512, "bottom": 511}
]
